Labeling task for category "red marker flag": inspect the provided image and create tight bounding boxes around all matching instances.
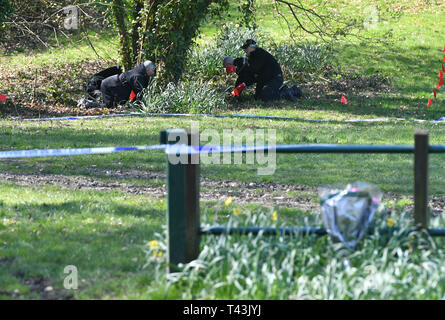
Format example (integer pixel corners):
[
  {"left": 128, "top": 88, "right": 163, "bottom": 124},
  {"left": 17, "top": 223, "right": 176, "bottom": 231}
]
[
  {"left": 0, "top": 94, "right": 5, "bottom": 102},
  {"left": 434, "top": 90, "right": 437, "bottom": 99},
  {"left": 443, "top": 55, "right": 445, "bottom": 63},
  {"left": 443, "top": 45, "right": 445, "bottom": 52},
  {"left": 442, "top": 64, "right": 445, "bottom": 73},
  {"left": 341, "top": 95, "right": 348, "bottom": 104},
  {"left": 440, "top": 78, "right": 445, "bottom": 87},
  {"left": 427, "top": 98, "right": 433, "bottom": 108},
  {"left": 440, "top": 71, "right": 444, "bottom": 79},
  {"left": 129, "top": 90, "right": 136, "bottom": 100},
  {"left": 438, "top": 82, "right": 441, "bottom": 91}
]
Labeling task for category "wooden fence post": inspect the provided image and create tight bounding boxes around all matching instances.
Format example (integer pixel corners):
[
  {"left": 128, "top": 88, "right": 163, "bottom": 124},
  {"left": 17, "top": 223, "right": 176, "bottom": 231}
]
[
  {"left": 161, "top": 129, "right": 201, "bottom": 273},
  {"left": 414, "top": 130, "right": 429, "bottom": 229}
]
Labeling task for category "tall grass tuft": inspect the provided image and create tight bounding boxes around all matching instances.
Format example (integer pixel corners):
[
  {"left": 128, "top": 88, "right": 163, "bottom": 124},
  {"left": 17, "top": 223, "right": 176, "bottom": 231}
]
[{"left": 138, "top": 81, "right": 228, "bottom": 114}]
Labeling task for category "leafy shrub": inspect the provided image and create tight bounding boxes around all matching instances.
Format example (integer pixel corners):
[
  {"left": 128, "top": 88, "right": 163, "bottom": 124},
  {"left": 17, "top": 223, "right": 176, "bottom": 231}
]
[
  {"left": 270, "top": 41, "right": 332, "bottom": 79},
  {"left": 0, "top": 0, "right": 12, "bottom": 26}
]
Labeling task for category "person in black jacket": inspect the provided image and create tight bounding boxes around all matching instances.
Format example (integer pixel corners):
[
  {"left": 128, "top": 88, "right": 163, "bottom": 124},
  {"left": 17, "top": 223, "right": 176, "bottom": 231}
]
[
  {"left": 86, "top": 65, "right": 122, "bottom": 100},
  {"left": 241, "top": 39, "right": 283, "bottom": 101},
  {"left": 224, "top": 40, "right": 299, "bottom": 102},
  {"left": 100, "top": 60, "right": 156, "bottom": 108}
]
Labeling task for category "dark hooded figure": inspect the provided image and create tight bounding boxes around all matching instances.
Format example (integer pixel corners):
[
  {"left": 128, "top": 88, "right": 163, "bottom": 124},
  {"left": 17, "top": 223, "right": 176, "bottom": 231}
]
[
  {"left": 86, "top": 65, "right": 122, "bottom": 100},
  {"left": 241, "top": 39, "right": 283, "bottom": 101},
  {"left": 100, "top": 60, "right": 156, "bottom": 108},
  {"left": 223, "top": 40, "right": 301, "bottom": 102}
]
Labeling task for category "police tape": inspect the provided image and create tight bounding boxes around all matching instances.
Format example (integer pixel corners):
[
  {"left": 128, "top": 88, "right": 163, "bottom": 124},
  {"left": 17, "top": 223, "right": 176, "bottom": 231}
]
[
  {"left": 3, "top": 143, "right": 445, "bottom": 160},
  {"left": 0, "top": 144, "right": 261, "bottom": 159},
  {"left": 0, "top": 144, "right": 167, "bottom": 159},
  {"left": 15, "top": 111, "right": 445, "bottom": 124},
  {"left": 0, "top": 144, "right": 278, "bottom": 160}
]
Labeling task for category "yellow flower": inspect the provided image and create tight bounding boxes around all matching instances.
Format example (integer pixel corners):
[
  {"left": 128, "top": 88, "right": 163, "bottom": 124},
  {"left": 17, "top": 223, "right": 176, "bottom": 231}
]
[
  {"left": 153, "top": 251, "right": 163, "bottom": 258},
  {"left": 387, "top": 218, "right": 394, "bottom": 228},
  {"left": 233, "top": 208, "right": 241, "bottom": 216},
  {"left": 272, "top": 211, "right": 277, "bottom": 221},
  {"left": 148, "top": 240, "right": 158, "bottom": 249},
  {"left": 102, "top": 108, "right": 109, "bottom": 115},
  {"left": 225, "top": 196, "right": 233, "bottom": 207}
]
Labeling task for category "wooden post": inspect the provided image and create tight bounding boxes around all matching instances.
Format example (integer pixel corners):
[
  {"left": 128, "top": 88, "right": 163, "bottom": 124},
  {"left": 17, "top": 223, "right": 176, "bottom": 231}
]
[
  {"left": 414, "top": 130, "right": 429, "bottom": 229},
  {"left": 161, "top": 129, "right": 200, "bottom": 273}
]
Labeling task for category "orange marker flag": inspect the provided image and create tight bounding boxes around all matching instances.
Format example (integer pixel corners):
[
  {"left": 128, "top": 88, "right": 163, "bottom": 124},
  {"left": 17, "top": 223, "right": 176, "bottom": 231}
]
[
  {"left": 341, "top": 95, "right": 348, "bottom": 104},
  {"left": 129, "top": 90, "right": 136, "bottom": 100},
  {"left": 427, "top": 98, "right": 433, "bottom": 108}
]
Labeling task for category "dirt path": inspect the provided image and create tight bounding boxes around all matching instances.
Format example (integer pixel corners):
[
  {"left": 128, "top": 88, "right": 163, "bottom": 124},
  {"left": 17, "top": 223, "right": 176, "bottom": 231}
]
[
  {"left": 1, "top": 170, "right": 444, "bottom": 213},
  {"left": 0, "top": 170, "right": 317, "bottom": 210}
]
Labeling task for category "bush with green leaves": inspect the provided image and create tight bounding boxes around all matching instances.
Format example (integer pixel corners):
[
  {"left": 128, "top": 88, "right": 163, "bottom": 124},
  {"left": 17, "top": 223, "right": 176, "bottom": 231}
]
[
  {"left": 270, "top": 41, "right": 332, "bottom": 79},
  {"left": 138, "top": 81, "right": 227, "bottom": 114},
  {"left": 0, "top": 0, "right": 12, "bottom": 26},
  {"left": 143, "top": 206, "right": 445, "bottom": 299}
]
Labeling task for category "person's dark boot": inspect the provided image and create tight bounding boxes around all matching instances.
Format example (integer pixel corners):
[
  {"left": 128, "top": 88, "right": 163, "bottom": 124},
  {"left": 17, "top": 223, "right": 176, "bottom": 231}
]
[
  {"left": 77, "top": 98, "right": 104, "bottom": 108},
  {"left": 291, "top": 85, "right": 303, "bottom": 98},
  {"left": 279, "top": 85, "right": 296, "bottom": 102},
  {"left": 284, "top": 87, "right": 296, "bottom": 102},
  {"left": 279, "top": 85, "right": 288, "bottom": 99}
]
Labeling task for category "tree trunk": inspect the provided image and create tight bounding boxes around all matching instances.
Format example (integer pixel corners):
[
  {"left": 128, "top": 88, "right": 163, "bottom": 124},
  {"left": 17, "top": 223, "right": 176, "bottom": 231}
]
[
  {"left": 131, "top": 0, "right": 144, "bottom": 65},
  {"left": 137, "top": 0, "right": 162, "bottom": 65},
  {"left": 111, "top": 0, "right": 132, "bottom": 71}
]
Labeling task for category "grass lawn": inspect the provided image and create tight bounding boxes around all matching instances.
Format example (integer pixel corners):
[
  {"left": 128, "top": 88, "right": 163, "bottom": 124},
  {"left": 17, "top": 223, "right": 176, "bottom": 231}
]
[{"left": 1, "top": 1, "right": 445, "bottom": 299}]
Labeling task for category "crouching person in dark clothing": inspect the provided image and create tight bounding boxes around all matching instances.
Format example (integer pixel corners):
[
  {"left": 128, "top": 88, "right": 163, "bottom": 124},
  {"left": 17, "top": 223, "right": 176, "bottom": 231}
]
[
  {"left": 86, "top": 65, "right": 122, "bottom": 100},
  {"left": 224, "top": 39, "right": 300, "bottom": 102},
  {"left": 240, "top": 39, "right": 283, "bottom": 102},
  {"left": 101, "top": 60, "right": 156, "bottom": 108},
  {"left": 241, "top": 39, "right": 283, "bottom": 101}
]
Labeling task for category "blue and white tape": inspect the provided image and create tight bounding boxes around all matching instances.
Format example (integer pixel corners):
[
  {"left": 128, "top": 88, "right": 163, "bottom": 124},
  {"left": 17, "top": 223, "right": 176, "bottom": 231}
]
[
  {"left": 3, "top": 143, "right": 445, "bottom": 160},
  {"left": 0, "top": 144, "right": 166, "bottom": 159},
  {"left": 14, "top": 111, "right": 445, "bottom": 124}
]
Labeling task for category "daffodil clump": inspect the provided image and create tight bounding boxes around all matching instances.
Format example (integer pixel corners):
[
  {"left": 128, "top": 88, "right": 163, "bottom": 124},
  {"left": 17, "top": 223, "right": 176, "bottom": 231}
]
[{"left": 143, "top": 208, "right": 445, "bottom": 299}]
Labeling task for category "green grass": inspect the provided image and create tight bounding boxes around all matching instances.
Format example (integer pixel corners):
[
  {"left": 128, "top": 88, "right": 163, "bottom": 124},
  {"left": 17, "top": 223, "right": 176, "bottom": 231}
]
[
  {"left": 0, "top": 29, "right": 119, "bottom": 70},
  {"left": 2, "top": 0, "right": 445, "bottom": 299}
]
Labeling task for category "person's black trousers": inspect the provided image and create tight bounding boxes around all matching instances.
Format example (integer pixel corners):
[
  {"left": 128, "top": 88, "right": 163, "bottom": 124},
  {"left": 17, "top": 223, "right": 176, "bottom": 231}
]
[
  {"left": 255, "top": 75, "right": 283, "bottom": 102},
  {"left": 100, "top": 75, "right": 132, "bottom": 108}
]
